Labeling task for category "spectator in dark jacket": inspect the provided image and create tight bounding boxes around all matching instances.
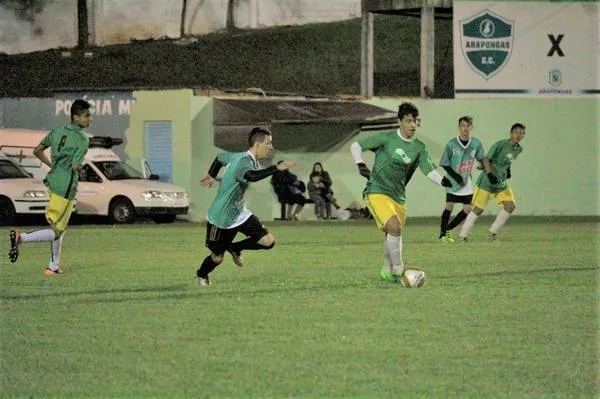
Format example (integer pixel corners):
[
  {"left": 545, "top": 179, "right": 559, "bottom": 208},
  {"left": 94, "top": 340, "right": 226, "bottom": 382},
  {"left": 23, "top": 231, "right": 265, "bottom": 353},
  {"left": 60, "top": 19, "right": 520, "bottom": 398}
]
[
  {"left": 271, "top": 161, "right": 306, "bottom": 220},
  {"left": 307, "top": 162, "right": 341, "bottom": 219}
]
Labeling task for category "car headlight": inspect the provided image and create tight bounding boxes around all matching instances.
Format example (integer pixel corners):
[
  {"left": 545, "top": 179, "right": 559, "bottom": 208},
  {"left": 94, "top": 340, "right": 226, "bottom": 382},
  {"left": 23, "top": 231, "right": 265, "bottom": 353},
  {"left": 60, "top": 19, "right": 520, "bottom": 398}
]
[
  {"left": 142, "top": 191, "right": 166, "bottom": 200},
  {"left": 22, "top": 190, "right": 47, "bottom": 198}
]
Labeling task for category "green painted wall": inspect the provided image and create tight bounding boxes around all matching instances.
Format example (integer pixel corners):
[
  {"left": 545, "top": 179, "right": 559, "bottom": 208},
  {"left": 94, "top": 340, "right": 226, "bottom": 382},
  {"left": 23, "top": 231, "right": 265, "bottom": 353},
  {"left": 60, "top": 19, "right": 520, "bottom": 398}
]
[
  {"left": 126, "top": 91, "right": 599, "bottom": 221},
  {"left": 273, "top": 98, "right": 600, "bottom": 217},
  {"left": 127, "top": 89, "right": 192, "bottom": 183}
]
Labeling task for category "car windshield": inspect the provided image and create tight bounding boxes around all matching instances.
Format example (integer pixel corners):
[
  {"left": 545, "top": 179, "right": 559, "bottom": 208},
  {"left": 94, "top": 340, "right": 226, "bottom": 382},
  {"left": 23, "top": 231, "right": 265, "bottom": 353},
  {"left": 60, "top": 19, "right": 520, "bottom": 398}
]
[
  {"left": 93, "top": 161, "right": 144, "bottom": 180},
  {"left": 0, "top": 159, "right": 31, "bottom": 179}
]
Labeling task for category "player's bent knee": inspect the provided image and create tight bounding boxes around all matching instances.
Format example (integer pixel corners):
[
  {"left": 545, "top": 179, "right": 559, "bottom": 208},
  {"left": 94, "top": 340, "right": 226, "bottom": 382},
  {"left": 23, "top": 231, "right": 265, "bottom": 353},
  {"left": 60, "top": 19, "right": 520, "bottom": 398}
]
[
  {"left": 211, "top": 253, "right": 224, "bottom": 264},
  {"left": 505, "top": 203, "right": 516, "bottom": 213},
  {"left": 50, "top": 224, "right": 64, "bottom": 238},
  {"left": 257, "top": 234, "right": 275, "bottom": 247},
  {"left": 384, "top": 218, "right": 402, "bottom": 236}
]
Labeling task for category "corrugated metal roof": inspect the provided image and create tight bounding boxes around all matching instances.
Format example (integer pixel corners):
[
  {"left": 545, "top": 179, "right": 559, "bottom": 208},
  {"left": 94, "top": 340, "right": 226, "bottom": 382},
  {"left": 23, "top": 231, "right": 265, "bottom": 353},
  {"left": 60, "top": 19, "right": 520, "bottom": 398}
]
[
  {"left": 213, "top": 99, "right": 397, "bottom": 125},
  {"left": 211, "top": 99, "right": 398, "bottom": 152}
]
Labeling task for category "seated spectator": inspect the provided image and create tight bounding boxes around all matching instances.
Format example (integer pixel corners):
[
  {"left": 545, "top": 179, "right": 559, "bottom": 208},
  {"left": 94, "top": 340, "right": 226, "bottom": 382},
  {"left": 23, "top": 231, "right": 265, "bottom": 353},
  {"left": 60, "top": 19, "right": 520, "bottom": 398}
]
[
  {"left": 308, "top": 162, "right": 342, "bottom": 219},
  {"left": 270, "top": 161, "right": 306, "bottom": 220}
]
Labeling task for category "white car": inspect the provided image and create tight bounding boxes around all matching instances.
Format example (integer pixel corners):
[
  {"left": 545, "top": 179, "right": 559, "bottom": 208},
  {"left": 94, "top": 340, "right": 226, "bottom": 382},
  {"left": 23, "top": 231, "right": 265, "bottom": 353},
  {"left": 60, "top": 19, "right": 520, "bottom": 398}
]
[
  {"left": 0, "top": 129, "right": 189, "bottom": 224},
  {"left": 0, "top": 152, "right": 51, "bottom": 226}
]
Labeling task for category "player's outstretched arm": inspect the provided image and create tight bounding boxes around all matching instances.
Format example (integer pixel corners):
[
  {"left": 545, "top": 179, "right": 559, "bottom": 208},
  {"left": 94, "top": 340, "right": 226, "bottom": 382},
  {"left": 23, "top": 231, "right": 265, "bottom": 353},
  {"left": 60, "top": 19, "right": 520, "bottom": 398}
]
[
  {"left": 276, "top": 160, "right": 296, "bottom": 171},
  {"left": 244, "top": 160, "right": 296, "bottom": 183},
  {"left": 200, "top": 175, "right": 216, "bottom": 188},
  {"left": 350, "top": 142, "right": 370, "bottom": 179},
  {"left": 441, "top": 165, "right": 464, "bottom": 186},
  {"left": 426, "top": 170, "right": 453, "bottom": 187}
]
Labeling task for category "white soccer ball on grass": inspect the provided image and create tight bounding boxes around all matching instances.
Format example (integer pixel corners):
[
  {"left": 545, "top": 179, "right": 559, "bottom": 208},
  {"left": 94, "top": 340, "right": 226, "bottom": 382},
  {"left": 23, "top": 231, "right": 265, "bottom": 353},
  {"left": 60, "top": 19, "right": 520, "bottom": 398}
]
[{"left": 399, "top": 268, "right": 427, "bottom": 288}]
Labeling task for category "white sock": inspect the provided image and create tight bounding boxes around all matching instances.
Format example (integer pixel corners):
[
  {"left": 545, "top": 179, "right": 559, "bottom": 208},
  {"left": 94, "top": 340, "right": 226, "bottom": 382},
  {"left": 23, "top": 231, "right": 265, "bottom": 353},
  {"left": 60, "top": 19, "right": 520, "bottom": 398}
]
[
  {"left": 383, "top": 237, "right": 392, "bottom": 274},
  {"left": 386, "top": 234, "right": 404, "bottom": 275},
  {"left": 20, "top": 229, "right": 56, "bottom": 243},
  {"left": 459, "top": 212, "right": 479, "bottom": 238},
  {"left": 489, "top": 209, "right": 511, "bottom": 234},
  {"left": 49, "top": 233, "right": 65, "bottom": 270}
]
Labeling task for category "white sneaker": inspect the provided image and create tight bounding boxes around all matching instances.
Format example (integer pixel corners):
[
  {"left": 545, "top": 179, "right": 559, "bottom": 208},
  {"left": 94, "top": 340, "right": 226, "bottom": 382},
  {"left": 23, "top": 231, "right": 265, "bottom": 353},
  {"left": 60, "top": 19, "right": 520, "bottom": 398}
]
[{"left": 196, "top": 276, "right": 210, "bottom": 286}]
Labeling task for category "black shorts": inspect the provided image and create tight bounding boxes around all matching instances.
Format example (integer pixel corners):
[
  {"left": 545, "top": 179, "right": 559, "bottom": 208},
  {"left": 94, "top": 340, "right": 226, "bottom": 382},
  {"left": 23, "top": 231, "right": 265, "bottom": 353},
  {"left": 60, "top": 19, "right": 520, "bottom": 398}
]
[
  {"left": 205, "top": 214, "right": 269, "bottom": 255},
  {"left": 446, "top": 193, "right": 473, "bottom": 204}
]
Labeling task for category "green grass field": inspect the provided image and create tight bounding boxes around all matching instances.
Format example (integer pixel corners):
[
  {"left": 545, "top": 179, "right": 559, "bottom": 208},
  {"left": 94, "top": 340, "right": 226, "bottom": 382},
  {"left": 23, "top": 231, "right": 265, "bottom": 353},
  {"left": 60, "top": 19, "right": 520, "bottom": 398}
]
[{"left": 1, "top": 219, "right": 598, "bottom": 398}]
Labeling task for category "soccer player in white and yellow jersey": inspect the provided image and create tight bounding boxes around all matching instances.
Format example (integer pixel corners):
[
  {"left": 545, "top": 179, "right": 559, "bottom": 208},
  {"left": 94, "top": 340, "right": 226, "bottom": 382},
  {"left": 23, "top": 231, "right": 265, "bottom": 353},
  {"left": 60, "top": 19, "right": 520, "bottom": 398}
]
[{"left": 350, "top": 102, "right": 453, "bottom": 283}]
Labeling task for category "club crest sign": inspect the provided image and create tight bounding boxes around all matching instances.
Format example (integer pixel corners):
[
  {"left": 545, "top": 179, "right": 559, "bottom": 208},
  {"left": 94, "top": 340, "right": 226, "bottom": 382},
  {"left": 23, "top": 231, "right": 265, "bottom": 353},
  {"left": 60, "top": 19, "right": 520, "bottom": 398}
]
[{"left": 460, "top": 10, "right": 514, "bottom": 79}]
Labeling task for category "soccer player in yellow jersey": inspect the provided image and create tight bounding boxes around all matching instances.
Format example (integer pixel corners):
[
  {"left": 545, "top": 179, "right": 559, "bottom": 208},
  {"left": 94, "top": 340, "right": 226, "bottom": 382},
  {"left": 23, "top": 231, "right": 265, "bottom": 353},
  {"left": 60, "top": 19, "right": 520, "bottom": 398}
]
[
  {"left": 350, "top": 102, "right": 453, "bottom": 284},
  {"left": 8, "top": 99, "right": 91, "bottom": 276}
]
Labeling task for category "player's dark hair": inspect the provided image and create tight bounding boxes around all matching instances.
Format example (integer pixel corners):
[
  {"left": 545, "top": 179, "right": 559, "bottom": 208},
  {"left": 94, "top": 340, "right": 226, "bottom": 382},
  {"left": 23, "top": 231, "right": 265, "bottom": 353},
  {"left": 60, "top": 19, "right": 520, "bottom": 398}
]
[
  {"left": 248, "top": 127, "right": 272, "bottom": 147},
  {"left": 511, "top": 123, "right": 526, "bottom": 132},
  {"left": 458, "top": 116, "right": 473, "bottom": 125},
  {"left": 70, "top": 99, "right": 91, "bottom": 119},
  {"left": 397, "top": 102, "right": 419, "bottom": 120}
]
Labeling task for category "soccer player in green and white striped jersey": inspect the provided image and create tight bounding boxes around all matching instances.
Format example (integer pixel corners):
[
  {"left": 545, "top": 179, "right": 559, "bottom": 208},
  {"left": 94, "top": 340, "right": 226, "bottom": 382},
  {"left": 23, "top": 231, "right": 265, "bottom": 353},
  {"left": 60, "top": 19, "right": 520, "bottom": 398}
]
[
  {"left": 438, "top": 116, "right": 485, "bottom": 242},
  {"left": 459, "top": 123, "right": 526, "bottom": 241}
]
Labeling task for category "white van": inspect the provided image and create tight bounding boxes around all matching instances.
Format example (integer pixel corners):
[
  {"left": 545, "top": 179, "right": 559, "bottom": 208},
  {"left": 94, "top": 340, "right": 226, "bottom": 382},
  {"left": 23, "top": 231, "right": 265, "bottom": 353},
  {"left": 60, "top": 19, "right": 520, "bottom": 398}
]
[
  {"left": 0, "top": 129, "right": 189, "bottom": 224},
  {"left": 0, "top": 151, "right": 55, "bottom": 225}
]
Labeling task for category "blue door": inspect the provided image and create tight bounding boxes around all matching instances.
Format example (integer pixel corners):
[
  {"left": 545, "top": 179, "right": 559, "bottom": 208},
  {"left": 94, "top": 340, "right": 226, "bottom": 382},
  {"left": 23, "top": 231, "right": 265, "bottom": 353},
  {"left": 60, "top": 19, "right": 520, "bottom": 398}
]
[{"left": 144, "top": 121, "right": 173, "bottom": 182}]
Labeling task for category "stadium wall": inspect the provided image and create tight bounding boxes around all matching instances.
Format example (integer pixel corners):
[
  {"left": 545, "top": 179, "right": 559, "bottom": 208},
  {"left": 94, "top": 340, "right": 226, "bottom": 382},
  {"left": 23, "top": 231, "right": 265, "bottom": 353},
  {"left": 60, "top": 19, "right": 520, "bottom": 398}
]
[{"left": 126, "top": 90, "right": 599, "bottom": 222}]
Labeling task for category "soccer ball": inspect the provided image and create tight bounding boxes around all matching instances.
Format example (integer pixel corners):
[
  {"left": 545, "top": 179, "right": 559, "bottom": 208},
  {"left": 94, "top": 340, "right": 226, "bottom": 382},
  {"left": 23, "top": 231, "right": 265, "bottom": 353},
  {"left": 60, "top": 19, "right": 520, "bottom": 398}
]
[{"left": 399, "top": 268, "right": 427, "bottom": 288}]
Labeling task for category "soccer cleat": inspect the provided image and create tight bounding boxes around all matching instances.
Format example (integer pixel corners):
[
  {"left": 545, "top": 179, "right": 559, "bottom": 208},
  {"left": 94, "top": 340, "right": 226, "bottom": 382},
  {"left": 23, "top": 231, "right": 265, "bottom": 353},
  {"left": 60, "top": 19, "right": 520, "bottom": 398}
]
[
  {"left": 228, "top": 250, "right": 244, "bottom": 267},
  {"left": 488, "top": 233, "right": 500, "bottom": 242},
  {"left": 445, "top": 232, "right": 455, "bottom": 243},
  {"left": 43, "top": 267, "right": 64, "bottom": 276},
  {"left": 196, "top": 276, "right": 210, "bottom": 286},
  {"left": 459, "top": 236, "right": 469, "bottom": 242},
  {"left": 379, "top": 268, "right": 396, "bottom": 283},
  {"left": 196, "top": 269, "right": 210, "bottom": 286},
  {"left": 8, "top": 229, "right": 21, "bottom": 263}
]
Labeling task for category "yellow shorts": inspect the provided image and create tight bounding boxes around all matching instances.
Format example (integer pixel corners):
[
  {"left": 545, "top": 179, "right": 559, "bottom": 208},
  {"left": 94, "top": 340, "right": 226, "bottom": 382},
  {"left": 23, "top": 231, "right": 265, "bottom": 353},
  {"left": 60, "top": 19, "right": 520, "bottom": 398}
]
[
  {"left": 46, "top": 190, "right": 74, "bottom": 232},
  {"left": 364, "top": 194, "right": 407, "bottom": 231},
  {"left": 472, "top": 186, "right": 516, "bottom": 209}
]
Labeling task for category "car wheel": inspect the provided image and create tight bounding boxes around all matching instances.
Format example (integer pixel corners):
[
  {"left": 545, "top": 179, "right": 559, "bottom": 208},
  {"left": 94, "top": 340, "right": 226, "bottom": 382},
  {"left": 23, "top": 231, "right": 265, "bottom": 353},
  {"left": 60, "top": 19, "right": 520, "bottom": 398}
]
[
  {"left": 109, "top": 199, "right": 135, "bottom": 224},
  {"left": 0, "top": 198, "right": 16, "bottom": 226},
  {"left": 152, "top": 214, "right": 176, "bottom": 224}
]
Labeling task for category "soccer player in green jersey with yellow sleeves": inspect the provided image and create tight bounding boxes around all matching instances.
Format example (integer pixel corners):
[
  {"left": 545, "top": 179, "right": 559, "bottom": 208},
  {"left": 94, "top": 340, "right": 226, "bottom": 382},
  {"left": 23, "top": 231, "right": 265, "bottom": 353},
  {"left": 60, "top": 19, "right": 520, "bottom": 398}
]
[
  {"left": 459, "top": 123, "right": 526, "bottom": 241},
  {"left": 196, "top": 127, "right": 296, "bottom": 286},
  {"left": 350, "top": 102, "right": 453, "bottom": 284},
  {"left": 438, "top": 116, "right": 485, "bottom": 242},
  {"left": 8, "top": 99, "right": 91, "bottom": 276}
]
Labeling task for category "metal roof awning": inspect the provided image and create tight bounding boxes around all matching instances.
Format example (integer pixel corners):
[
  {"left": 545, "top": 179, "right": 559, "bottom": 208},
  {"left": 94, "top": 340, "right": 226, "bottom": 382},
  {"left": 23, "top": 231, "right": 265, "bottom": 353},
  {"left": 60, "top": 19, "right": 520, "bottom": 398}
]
[{"left": 212, "top": 98, "right": 397, "bottom": 151}]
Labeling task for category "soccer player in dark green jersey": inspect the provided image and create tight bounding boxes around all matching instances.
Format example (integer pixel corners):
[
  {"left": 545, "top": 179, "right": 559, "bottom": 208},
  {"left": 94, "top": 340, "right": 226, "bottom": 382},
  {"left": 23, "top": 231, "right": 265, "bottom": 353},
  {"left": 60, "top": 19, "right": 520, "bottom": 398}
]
[
  {"left": 8, "top": 99, "right": 91, "bottom": 276},
  {"left": 196, "top": 127, "right": 296, "bottom": 286},
  {"left": 350, "top": 102, "right": 453, "bottom": 284},
  {"left": 438, "top": 116, "right": 485, "bottom": 242},
  {"left": 459, "top": 123, "right": 526, "bottom": 241}
]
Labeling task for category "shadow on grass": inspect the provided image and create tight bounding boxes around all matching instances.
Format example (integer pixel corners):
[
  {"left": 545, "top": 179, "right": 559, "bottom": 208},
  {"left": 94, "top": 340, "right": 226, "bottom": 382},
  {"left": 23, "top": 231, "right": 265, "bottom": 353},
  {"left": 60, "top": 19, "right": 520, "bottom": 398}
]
[
  {"left": 2, "top": 279, "right": 389, "bottom": 304},
  {"left": 0, "top": 284, "right": 189, "bottom": 301},
  {"left": 435, "top": 266, "right": 598, "bottom": 279},
  {"left": 3, "top": 267, "right": 596, "bottom": 304}
]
